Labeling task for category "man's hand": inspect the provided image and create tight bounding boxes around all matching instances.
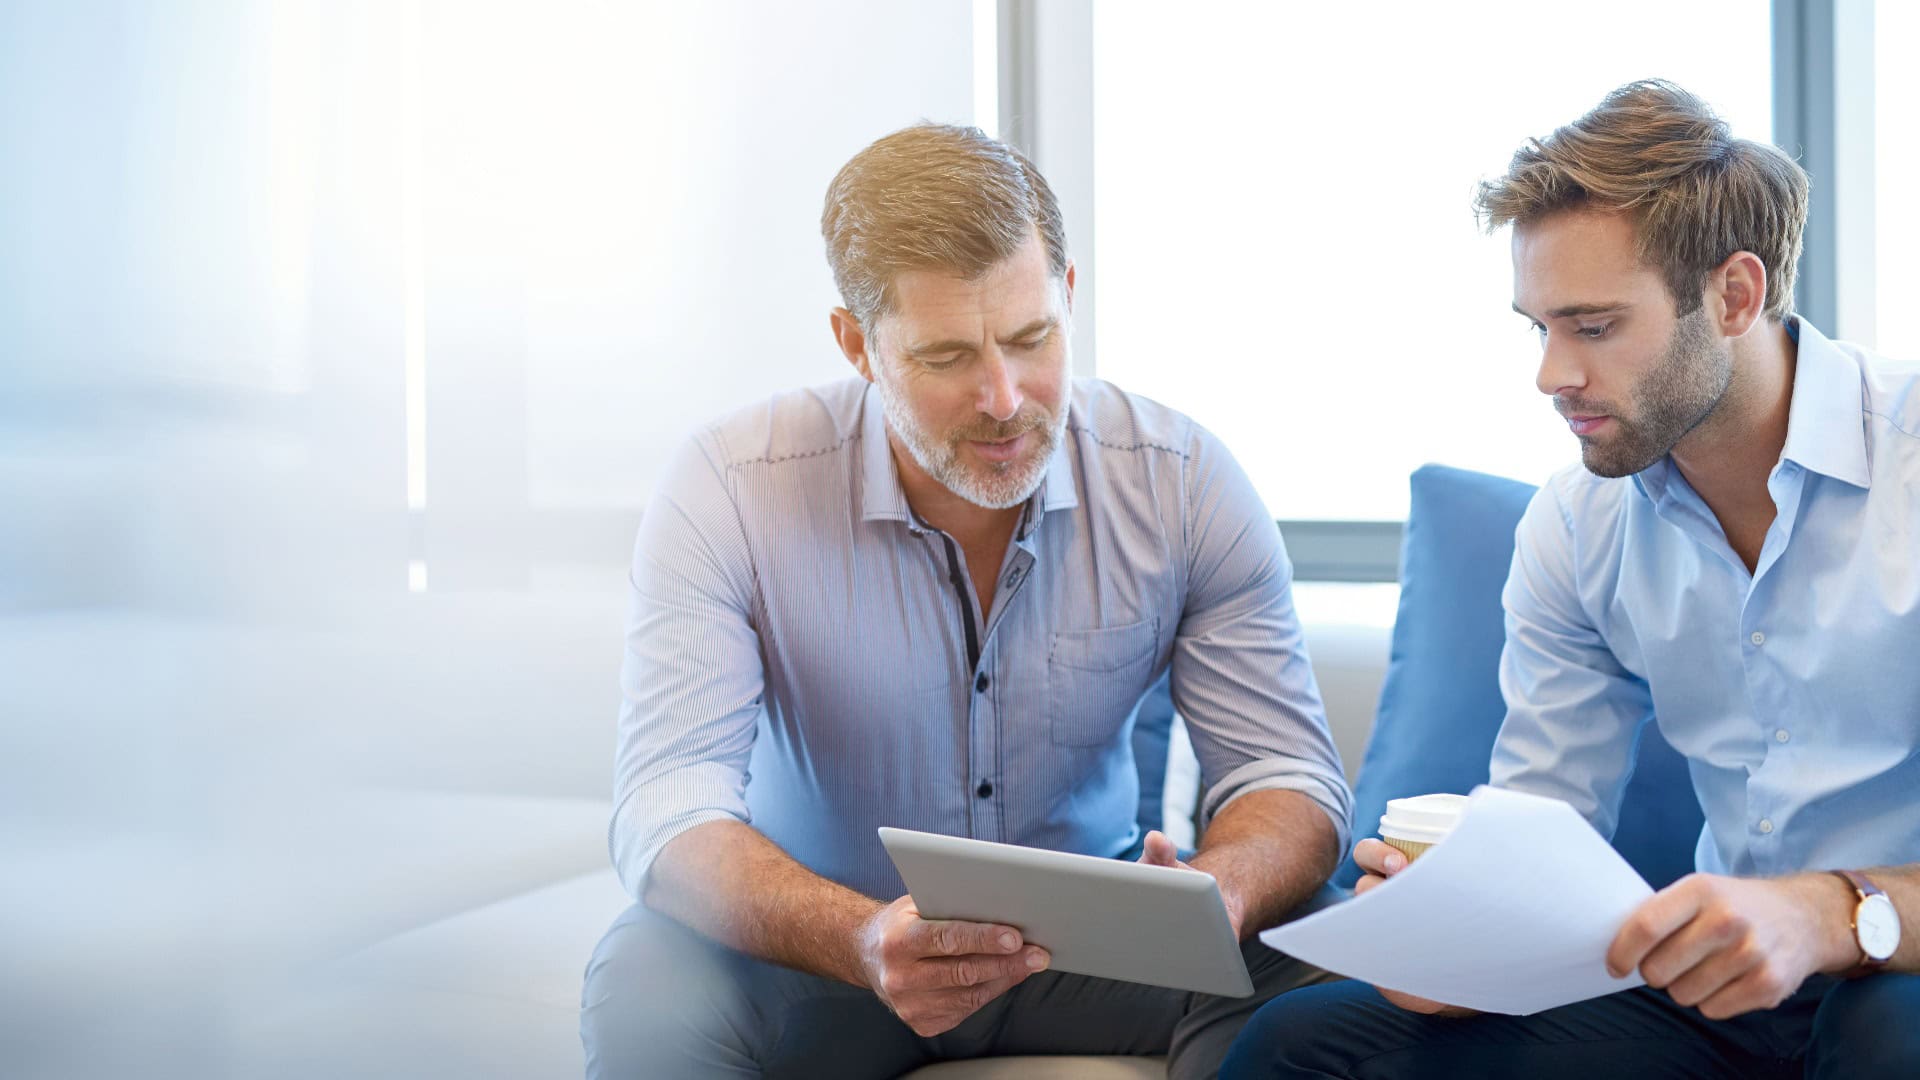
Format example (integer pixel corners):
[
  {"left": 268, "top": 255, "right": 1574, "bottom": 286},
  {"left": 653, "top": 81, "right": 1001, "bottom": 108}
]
[
  {"left": 856, "top": 894, "right": 1051, "bottom": 1037},
  {"left": 1138, "top": 829, "right": 1240, "bottom": 938},
  {"left": 1137, "top": 829, "right": 1199, "bottom": 873},
  {"left": 1351, "top": 838, "right": 1477, "bottom": 1017},
  {"left": 1607, "top": 872, "right": 1852, "bottom": 1020}
]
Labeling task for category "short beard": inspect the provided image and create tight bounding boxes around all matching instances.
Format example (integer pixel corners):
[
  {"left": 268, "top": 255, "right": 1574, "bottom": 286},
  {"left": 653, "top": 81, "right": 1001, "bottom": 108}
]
[
  {"left": 1573, "top": 309, "right": 1731, "bottom": 479},
  {"left": 871, "top": 364, "right": 1068, "bottom": 510}
]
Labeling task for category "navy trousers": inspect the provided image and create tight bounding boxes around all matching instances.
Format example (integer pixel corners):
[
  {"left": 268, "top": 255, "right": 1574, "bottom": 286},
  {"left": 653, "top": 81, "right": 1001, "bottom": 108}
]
[{"left": 1221, "top": 973, "right": 1920, "bottom": 1079}]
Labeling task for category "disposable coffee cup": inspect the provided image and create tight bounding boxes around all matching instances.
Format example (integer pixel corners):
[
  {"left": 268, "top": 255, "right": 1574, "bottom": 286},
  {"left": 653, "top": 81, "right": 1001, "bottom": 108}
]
[{"left": 1378, "top": 793, "right": 1470, "bottom": 864}]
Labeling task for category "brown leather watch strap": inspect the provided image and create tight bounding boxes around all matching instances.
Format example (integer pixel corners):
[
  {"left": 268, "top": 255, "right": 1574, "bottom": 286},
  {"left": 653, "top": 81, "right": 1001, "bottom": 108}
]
[{"left": 1831, "top": 869, "right": 1891, "bottom": 978}]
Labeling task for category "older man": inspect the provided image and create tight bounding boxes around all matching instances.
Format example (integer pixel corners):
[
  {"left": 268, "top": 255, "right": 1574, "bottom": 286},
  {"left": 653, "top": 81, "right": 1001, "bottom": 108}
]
[{"left": 580, "top": 124, "right": 1350, "bottom": 1078}]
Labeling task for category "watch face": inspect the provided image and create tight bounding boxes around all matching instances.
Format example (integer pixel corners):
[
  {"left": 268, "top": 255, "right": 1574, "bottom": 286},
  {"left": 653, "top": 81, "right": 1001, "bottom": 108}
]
[{"left": 1859, "top": 894, "right": 1901, "bottom": 961}]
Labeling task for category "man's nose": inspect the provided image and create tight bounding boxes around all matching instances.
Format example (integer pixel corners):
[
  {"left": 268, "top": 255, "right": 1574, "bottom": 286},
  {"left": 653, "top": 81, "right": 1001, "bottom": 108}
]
[
  {"left": 1536, "top": 332, "right": 1586, "bottom": 399},
  {"left": 977, "top": 348, "right": 1023, "bottom": 422}
]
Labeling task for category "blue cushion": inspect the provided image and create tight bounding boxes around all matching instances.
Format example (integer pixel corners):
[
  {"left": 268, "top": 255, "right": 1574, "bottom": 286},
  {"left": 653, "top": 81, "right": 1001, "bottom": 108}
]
[{"left": 1335, "top": 465, "right": 1702, "bottom": 890}]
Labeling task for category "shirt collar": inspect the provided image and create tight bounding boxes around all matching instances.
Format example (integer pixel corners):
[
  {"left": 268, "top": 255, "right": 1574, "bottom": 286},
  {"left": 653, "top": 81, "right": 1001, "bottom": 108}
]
[
  {"left": 858, "top": 384, "right": 912, "bottom": 526},
  {"left": 1023, "top": 423, "right": 1080, "bottom": 540},
  {"left": 1775, "top": 317, "right": 1871, "bottom": 489},
  {"left": 1632, "top": 316, "right": 1870, "bottom": 503},
  {"left": 856, "top": 383, "right": 1079, "bottom": 536}
]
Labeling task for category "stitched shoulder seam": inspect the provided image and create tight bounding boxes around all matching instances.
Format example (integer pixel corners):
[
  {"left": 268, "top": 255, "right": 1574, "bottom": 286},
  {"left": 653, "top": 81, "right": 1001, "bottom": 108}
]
[
  {"left": 722, "top": 432, "right": 857, "bottom": 470},
  {"left": 1073, "top": 423, "right": 1190, "bottom": 458}
]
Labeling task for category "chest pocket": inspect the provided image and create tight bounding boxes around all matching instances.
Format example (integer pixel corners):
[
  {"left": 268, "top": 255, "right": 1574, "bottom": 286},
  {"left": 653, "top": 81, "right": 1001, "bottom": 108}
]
[{"left": 1048, "top": 617, "right": 1160, "bottom": 747}]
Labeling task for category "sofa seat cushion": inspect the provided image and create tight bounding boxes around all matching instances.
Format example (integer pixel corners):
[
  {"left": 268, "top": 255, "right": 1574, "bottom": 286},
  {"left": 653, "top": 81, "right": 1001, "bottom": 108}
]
[
  {"left": 278, "top": 790, "right": 614, "bottom": 956},
  {"left": 240, "top": 868, "right": 632, "bottom": 1078}
]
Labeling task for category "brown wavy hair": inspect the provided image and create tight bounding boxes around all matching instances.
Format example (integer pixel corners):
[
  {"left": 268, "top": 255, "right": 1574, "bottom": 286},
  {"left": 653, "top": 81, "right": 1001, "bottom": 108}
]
[{"left": 1475, "top": 80, "right": 1809, "bottom": 321}]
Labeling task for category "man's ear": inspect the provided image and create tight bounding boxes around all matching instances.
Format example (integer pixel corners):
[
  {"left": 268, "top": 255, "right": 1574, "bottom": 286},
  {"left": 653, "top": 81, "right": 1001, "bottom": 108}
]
[
  {"left": 830, "top": 307, "right": 876, "bottom": 382},
  {"left": 1062, "top": 260, "right": 1076, "bottom": 316},
  {"left": 1710, "top": 251, "right": 1768, "bottom": 337}
]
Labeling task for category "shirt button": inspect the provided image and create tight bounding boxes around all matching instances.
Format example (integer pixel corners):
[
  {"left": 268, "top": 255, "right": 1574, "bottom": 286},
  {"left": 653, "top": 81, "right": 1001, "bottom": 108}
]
[
  {"left": 1750, "top": 631, "right": 1766, "bottom": 646},
  {"left": 976, "top": 781, "right": 994, "bottom": 799},
  {"left": 1775, "top": 729, "right": 1790, "bottom": 743},
  {"left": 974, "top": 672, "right": 990, "bottom": 694},
  {"left": 1757, "top": 818, "right": 1774, "bottom": 834}
]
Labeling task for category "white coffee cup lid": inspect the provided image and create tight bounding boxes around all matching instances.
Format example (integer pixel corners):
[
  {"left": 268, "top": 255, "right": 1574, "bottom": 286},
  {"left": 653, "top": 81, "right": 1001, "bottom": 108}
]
[{"left": 1379, "top": 792, "right": 1470, "bottom": 844}]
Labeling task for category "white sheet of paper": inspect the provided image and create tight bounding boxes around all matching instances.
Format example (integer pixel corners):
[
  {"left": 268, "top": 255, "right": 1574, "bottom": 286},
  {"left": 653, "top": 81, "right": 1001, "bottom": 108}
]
[{"left": 1261, "top": 786, "right": 1653, "bottom": 1015}]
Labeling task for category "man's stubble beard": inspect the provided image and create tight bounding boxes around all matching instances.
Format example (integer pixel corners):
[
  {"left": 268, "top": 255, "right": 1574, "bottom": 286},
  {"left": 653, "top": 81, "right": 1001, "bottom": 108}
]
[{"left": 1573, "top": 308, "right": 1732, "bottom": 479}]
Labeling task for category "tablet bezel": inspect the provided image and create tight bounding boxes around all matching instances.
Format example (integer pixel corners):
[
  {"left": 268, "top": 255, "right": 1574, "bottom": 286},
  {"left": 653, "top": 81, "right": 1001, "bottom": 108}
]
[{"left": 877, "top": 826, "right": 1254, "bottom": 998}]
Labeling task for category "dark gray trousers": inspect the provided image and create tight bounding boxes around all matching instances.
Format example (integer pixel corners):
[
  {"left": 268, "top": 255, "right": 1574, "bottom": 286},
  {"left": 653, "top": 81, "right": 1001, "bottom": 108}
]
[{"left": 581, "top": 884, "right": 1342, "bottom": 1080}]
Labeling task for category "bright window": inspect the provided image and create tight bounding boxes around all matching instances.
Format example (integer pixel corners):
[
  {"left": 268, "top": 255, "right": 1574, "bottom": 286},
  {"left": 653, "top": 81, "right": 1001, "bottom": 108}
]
[
  {"left": 1876, "top": 0, "right": 1920, "bottom": 362},
  {"left": 1093, "top": 2, "right": 1772, "bottom": 519}
]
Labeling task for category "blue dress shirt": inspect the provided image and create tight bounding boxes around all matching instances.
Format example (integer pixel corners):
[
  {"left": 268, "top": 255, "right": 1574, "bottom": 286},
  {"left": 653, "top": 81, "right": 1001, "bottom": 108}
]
[
  {"left": 612, "top": 377, "right": 1351, "bottom": 901},
  {"left": 1493, "top": 319, "right": 1920, "bottom": 878}
]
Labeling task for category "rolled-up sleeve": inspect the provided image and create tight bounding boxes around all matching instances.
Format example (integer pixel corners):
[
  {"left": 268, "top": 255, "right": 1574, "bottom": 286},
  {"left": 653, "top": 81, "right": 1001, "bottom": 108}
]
[
  {"left": 1490, "top": 481, "right": 1652, "bottom": 840},
  {"left": 1169, "top": 424, "right": 1352, "bottom": 854},
  {"left": 609, "top": 430, "right": 765, "bottom": 901}
]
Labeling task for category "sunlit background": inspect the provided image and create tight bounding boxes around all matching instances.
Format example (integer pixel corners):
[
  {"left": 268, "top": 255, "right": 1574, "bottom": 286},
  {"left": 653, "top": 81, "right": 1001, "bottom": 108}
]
[
  {"left": 1096, "top": 1, "right": 1776, "bottom": 519},
  {"left": 1, "top": 1, "right": 1910, "bottom": 1076}
]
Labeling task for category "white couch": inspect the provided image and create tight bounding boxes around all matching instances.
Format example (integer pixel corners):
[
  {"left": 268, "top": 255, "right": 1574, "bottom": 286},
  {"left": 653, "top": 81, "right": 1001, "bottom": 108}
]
[{"left": 222, "top": 582, "right": 1393, "bottom": 1078}]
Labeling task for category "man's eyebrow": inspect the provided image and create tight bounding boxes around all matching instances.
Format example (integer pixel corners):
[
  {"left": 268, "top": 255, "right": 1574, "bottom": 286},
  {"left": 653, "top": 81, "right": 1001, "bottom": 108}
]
[
  {"left": 1003, "top": 316, "right": 1058, "bottom": 341},
  {"left": 904, "top": 336, "right": 976, "bottom": 357},
  {"left": 1512, "top": 301, "right": 1631, "bottom": 320},
  {"left": 905, "top": 317, "right": 1058, "bottom": 356}
]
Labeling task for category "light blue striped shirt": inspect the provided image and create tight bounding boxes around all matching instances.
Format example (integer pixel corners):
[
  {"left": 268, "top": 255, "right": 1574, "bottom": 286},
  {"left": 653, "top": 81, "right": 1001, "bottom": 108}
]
[
  {"left": 612, "top": 377, "right": 1351, "bottom": 902},
  {"left": 1493, "top": 319, "right": 1920, "bottom": 878}
]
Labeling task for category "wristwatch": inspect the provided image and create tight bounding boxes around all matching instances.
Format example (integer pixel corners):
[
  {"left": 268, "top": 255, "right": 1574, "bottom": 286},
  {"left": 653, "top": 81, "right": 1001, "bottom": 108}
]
[{"left": 1830, "top": 869, "right": 1900, "bottom": 977}]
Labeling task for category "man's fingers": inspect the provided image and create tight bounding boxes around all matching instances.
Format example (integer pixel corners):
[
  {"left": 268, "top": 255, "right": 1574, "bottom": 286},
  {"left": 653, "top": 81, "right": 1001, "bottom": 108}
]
[
  {"left": 943, "top": 967, "right": 1035, "bottom": 1022},
  {"left": 922, "top": 947, "right": 1050, "bottom": 990},
  {"left": 902, "top": 964, "right": 1044, "bottom": 1037},
  {"left": 1693, "top": 961, "right": 1797, "bottom": 1021},
  {"left": 1638, "top": 906, "right": 1745, "bottom": 991},
  {"left": 1354, "top": 839, "right": 1407, "bottom": 876},
  {"left": 1660, "top": 934, "right": 1763, "bottom": 1008},
  {"left": 964, "top": 968, "right": 1033, "bottom": 1008},
  {"left": 1608, "top": 876, "right": 1708, "bottom": 978},
  {"left": 906, "top": 917, "right": 1021, "bottom": 958},
  {"left": 1140, "top": 830, "right": 1180, "bottom": 867},
  {"left": 1353, "top": 873, "right": 1387, "bottom": 897}
]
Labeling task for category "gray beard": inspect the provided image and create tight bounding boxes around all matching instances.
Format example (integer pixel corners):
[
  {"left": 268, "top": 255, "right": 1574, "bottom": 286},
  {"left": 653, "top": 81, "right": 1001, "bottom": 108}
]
[{"left": 871, "top": 365, "right": 1067, "bottom": 510}]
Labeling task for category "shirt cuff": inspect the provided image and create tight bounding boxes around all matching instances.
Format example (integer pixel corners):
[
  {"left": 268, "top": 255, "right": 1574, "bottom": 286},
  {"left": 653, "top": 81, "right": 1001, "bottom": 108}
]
[
  {"left": 609, "top": 789, "right": 749, "bottom": 902},
  {"left": 1201, "top": 758, "right": 1354, "bottom": 859}
]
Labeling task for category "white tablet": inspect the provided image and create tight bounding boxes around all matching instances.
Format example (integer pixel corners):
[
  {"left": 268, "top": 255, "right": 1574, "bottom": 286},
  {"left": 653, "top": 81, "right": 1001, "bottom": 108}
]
[{"left": 877, "top": 827, "right": 1253, "bottom": 997}]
